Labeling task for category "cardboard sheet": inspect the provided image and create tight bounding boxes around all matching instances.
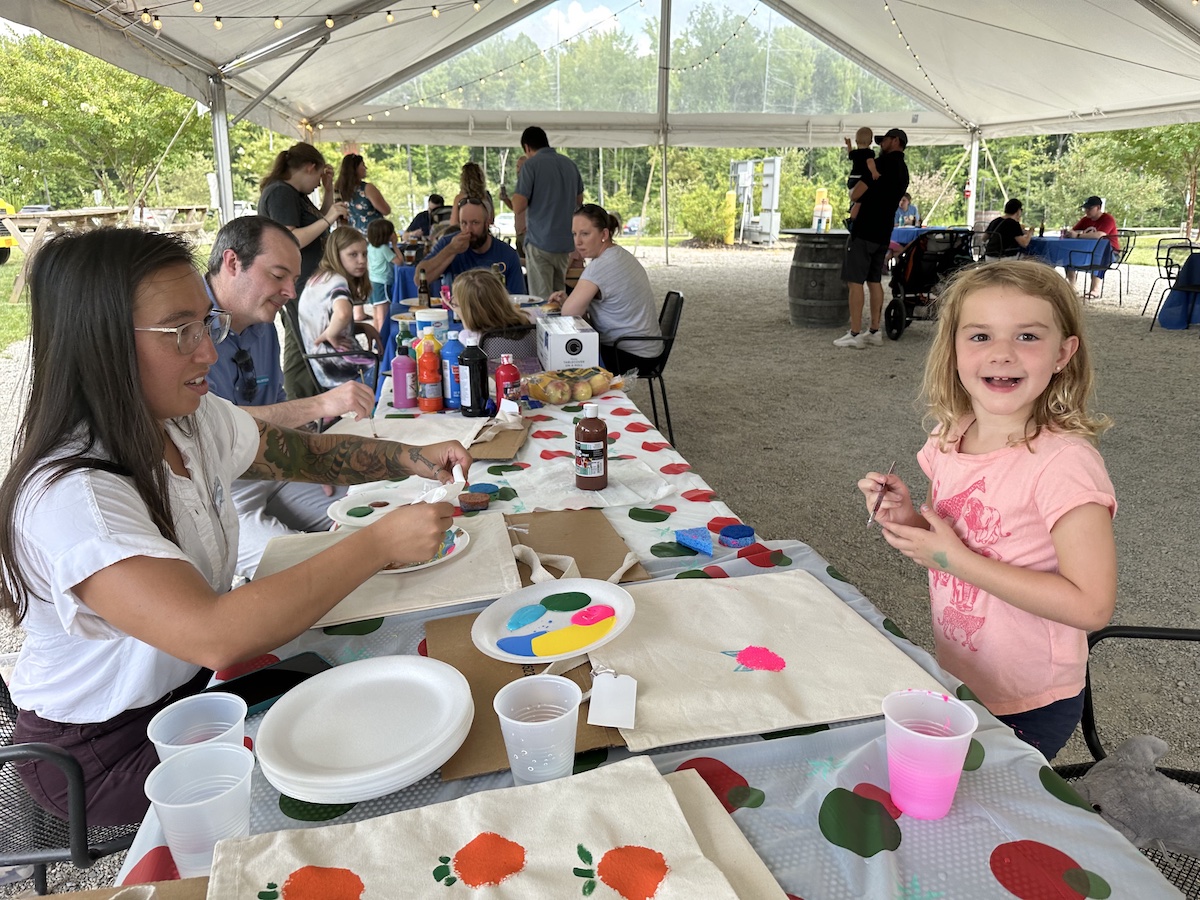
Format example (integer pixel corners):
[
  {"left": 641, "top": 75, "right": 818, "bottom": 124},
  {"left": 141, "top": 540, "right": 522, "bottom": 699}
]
[
  {"left": 468, "top": 417, "right": 530, "bottom": 460},
  {"left": 424, "top": 611, "right": 625, "bottom": 781},
  {"left": 504, "top": 509, "right": 650, "bottom": 586}
]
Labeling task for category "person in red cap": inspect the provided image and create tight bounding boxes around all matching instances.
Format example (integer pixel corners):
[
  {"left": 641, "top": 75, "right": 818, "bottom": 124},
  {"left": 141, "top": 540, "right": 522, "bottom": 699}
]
[{"left": 1065, "top": 196, "right": 1118, "bottom": 299}]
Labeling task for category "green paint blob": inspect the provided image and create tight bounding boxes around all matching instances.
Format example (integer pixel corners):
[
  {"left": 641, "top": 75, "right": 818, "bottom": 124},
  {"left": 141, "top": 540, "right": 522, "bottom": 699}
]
[
  {"left": 573, "top": 747, "right": 609, "bottom": 774},
  {"left": 1038, "top": 766, "right": 1097, "bottom": 812},
  {"left": 956, "top": 683, "right": 982, "bottom": 703},
  {"left": 882, "top": 618, "right": 909, "bottom": 641},
  {"left": 629, "top": 507, "right": 670, "bottom": 523},
  {"left": 818, "top": 787, "right": 902, "bottom": 858},
  {"left": 769, "top": 550, "right": 792, "bottom": 566},
  {"left": 323, "top": 618, "right": 384, "bottom": 636},
  {"left": 495, "top": 487, "right": 519, "bottom": 502},
  {"left": 257, "top": 886, "right": 279, "bottom": 900},
  {"left": 1066, "top": 868, "right": 1111, "bottom": 899},
  {"left": 963, "top": 738, "right": 985, "bottom": 771},
  {"left": 488, "top": 464, "right": 523, "bottom": 475},
  {"left": 675, "top": 569, "right": 711, "bottom": 579},
  {"left": 727, "top": 785, "right": 766, "bottom": 809},
  {"left": 385, "top": 413, "right": 419, "bottom": 418},
  {"left": 826, "top": 565, "right": 849, "bottom": 582},
  {"left": 650, "top": 541, "right": 699, "bottom": 558},
  {"left": 541, "top": 591, "right": 591, "bottom": 612},
  {"left": 761, "top": 723, "right": 831, "bottom": 740},
  {"left": 563, "top": 404, "right": 584, "bottom": 412},
  {"left": 278, "top": 795, "right": 356, "bottom": 821},
  {"left": 346, "top": 506, "right": 374, "bottom": 518},
  {"left": 932, "top": 551, "right": 949, "bottom": 569}
]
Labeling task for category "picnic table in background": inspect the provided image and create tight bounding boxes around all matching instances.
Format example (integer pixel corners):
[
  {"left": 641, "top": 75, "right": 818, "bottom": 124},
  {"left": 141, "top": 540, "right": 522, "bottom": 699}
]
[{"left": 1026, "top": 234, "right": 1113, "bottom": 270}]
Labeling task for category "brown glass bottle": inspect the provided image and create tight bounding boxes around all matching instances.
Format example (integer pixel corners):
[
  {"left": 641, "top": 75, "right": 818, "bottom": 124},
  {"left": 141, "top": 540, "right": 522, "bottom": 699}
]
[{"left": 575, "top": 403, "right": 608, "bottom": 490}]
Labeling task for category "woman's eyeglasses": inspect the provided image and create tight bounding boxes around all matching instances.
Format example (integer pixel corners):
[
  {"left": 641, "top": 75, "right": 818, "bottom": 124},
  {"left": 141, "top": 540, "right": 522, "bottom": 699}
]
[
  {"left": 232, "top": 348, "right": 257, "bottom": 403},
  {"left": 134, "top": 309, "right": 231, "bottom": 355}
]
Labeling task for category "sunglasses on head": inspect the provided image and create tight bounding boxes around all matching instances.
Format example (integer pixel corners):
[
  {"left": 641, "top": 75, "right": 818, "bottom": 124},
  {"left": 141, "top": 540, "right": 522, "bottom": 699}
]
[
  {"left": 233, "top": 348, "right": 257, "bottom": 404},
  {"left": 457, "top": 197, "right": 486, "bottom": 209}
]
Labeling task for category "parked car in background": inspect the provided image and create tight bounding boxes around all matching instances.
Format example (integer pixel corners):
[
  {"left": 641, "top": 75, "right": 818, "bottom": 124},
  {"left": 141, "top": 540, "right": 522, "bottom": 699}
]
[
  {"left": 623, "top": 216, "right": 644, "bottom": 236},
  {"left": 18, "top": 204, "right": 52, "bottom": 215},
  {"left": 494, "top": 211, "right": 516, "bottom": 238}
]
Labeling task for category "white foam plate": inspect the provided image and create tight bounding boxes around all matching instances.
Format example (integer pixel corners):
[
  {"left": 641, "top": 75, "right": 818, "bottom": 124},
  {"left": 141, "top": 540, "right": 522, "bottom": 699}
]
[
  {"left": 256, "top": 656, "right": 473, "bottom": 801},
  {"left": 509, "top": 293, "right": 545, "bottom": 306},
  {"left": 471, "top": 578, "right": 635, "bottom": 664},
  {"left": 326, "top": 487, "right": 411, "bottom": 528},
  {"left": 377, "top": 526, "right": 469, "bottom": 574}
]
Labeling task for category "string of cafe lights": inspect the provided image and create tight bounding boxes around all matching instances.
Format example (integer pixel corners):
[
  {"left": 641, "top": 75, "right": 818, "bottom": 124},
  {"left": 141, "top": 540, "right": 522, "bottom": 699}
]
[
  {"left": 132, "top": 0, "right": 523, "bottom": 33},
  {"left": 883, "top": 1, "right": 972, "bottom": 129},
  {"left": 668, "top": 3, "right": 758, "bottom": 72}
]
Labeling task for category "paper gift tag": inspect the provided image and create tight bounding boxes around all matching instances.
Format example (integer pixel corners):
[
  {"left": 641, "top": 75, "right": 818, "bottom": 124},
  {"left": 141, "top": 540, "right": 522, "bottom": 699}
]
[{"left": 587, "top": 672, "right": 637, "bottom": 729}]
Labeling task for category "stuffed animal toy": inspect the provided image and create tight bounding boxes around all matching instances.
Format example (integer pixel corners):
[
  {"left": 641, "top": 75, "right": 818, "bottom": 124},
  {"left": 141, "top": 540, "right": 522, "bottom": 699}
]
[{"left": 1073, "top": 735, "right": 1200, "bottom": 857}]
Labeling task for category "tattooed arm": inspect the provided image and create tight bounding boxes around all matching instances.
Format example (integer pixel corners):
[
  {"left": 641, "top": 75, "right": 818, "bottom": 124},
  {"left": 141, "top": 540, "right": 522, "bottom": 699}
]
[{"left": 240, "top": 420, "right": 473, "bottom": 485}]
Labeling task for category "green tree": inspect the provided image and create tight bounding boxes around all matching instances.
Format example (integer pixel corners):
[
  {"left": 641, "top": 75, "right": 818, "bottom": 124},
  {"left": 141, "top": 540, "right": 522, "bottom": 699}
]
[
  {"left": 0, "top": 33, "right": 208, "bottom": 208},
  {"left": 1090, "top": 124, "right": 1200, "bottom": 234}
]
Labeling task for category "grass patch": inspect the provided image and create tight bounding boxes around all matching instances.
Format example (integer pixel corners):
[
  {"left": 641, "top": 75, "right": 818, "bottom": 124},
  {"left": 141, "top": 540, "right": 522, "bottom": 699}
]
[{"left": 0, "top": 248, "right": 30, "bottom": 350}]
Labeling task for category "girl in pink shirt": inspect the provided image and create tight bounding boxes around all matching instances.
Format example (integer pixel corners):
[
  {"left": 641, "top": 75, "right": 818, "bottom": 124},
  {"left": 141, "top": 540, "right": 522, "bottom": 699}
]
[{"left": 859, "top": 259, "right": 1116, "bottom": 760}]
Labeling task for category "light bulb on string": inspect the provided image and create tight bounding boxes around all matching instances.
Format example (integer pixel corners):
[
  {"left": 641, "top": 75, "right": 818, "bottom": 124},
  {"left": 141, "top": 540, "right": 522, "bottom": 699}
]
[
  {"left": 152, "top": 14, "right": 161, "bottom": 29},
  {"left": 318, "top": 123, "right": 324, "bottom": 129},
  {"left": 386, "top": 10, "right": 394, "bottom": 22},
  {"left": 140, "top": 8, "right": 151, "bottom": 23},
  {"left": 335, "top": 120, "right": 341, "bottom": 126},
  {"left": 367, "top": 114, "right": 373, "bottom": 121},
  {"left": 192, "top": 0, "right": 202, "bottom": 11},
  {"left": 213, "top": 16, "right": 222, "bottom": 29},
  {"left": 325, "top": 15, "right": 334, "bottom": 28},
  {"left": 385, "top": 110, "right": 390, "bottom": 115},
  {"left": 349, "top": 118, "right": 356, "bottom": 124},
  {"left": 274, "top": 16, "right": 283, "bottom": 28},
  {"left": 431, "top": 5, "right": 440, "bottom": 16},
  {"left": 473, "top": 1, "right": 480, "bottom": 9}
]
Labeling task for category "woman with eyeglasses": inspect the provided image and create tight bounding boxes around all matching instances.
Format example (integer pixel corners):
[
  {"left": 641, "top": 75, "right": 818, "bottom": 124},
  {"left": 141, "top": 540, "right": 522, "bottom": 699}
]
[
  {"left": 548, "top": 203, "right": 662, "bottom": 374},
  {"left": 0, "top": 228, "right": 470, "bottom": 826}
]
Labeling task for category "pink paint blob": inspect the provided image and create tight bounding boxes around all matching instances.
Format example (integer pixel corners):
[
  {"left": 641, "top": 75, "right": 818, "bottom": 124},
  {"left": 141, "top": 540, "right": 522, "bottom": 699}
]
[
  {"left": 570, "top": 604, "right": 616, "bottom": 626},
  {"left": 735, "top": 646, "right": 787, "bottom": 672}
]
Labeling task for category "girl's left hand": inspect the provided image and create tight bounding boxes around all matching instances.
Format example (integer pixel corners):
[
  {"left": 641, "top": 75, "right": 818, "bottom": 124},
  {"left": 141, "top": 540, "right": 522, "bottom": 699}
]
[{"left": 881, "top": 505, "right": 966, "bottom": 574}]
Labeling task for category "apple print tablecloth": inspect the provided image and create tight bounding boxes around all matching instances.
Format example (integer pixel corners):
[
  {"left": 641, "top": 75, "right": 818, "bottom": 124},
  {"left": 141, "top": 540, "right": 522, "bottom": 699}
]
[{"left": 114, "top": 393, "right": 1182, "bottom": 898}]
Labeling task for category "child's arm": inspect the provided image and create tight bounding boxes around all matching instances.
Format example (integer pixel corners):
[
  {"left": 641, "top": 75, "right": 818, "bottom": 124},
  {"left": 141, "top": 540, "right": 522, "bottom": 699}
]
[
  {"left": 844, "top": 136, "right": 852, "bottom": 154},
  {"left": 881, "top": 503, "right": 1116, "bottom": 631},
  {"left": 865, "top": 157, "right": 879, "bottom": 179},
  {"left": 318, "top": 296, "right": 357, "bottom": 350}
]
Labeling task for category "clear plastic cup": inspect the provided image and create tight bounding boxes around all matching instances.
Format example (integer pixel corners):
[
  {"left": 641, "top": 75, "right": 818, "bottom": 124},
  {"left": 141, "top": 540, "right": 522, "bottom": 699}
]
[
  {"left": 147, "top": 691, "right": 247, "bottom": 762},
  {"left": 143, "top": 743, "right": 255, "bottom": 878},
  {"left": 493, "top": 675, "right": 582, "bottom": 785},
  {"left": 882, "top": 688, "right": 978, "bottom": 820}
]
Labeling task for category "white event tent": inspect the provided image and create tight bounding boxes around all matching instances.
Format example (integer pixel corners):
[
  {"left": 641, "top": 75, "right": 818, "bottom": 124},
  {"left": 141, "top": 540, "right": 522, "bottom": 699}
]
[{"left": 9, "top": 0, "right": 1200, "bottom": 225}]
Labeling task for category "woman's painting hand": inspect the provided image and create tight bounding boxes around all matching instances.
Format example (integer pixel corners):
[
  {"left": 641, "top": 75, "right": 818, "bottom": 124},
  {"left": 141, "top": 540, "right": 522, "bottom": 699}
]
[{"left": 376, "top": 501, "right": 456, "bottom": 566}]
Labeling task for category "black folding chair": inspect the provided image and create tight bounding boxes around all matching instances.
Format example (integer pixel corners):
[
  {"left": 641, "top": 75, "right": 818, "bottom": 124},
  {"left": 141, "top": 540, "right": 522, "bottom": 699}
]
[
  {"left": 282, "top": 302, "right": 383, "bottom": 395},
  {"left": 609, "top": 291, "right": 683, "bottom": 446},
  {"left": 1142, "top": 238, "right": 1196, "bottom": 317},
  {"left": 1, "top": 676, "right": 138, "bottom": 895},
  {"left": 1101, "top": 229, "right": 1136, "bottom": 305},
  {"left": 1053, "top": 626, "right": 1200, "bottom": 896},
  {"left": 1146, "top": 246, "right": 1200, "bottom": 332},
  {"left": 1066, "top": 237, "right": 1111, "bottom": 299}
]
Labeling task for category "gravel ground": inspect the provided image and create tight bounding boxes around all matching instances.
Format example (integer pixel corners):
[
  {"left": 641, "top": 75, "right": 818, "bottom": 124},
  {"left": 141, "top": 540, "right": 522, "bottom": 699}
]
[{"left": 2, "top": 245, "right": 1198, "bottom": 894}]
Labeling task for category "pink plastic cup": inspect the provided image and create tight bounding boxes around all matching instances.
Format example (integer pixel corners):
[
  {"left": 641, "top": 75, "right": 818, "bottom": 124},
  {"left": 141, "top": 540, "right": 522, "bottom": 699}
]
[{"left": 882, "top": 688, "right": 978, "bottom": 820}]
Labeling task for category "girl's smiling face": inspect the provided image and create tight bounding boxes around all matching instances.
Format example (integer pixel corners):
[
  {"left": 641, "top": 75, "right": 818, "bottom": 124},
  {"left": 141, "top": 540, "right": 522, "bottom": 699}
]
[
  {"left": 954, "top": 285, "right": 1078, "bottom": 429},
  {"left": 339, "top": 240, "right": 368, "bottom": 279}
]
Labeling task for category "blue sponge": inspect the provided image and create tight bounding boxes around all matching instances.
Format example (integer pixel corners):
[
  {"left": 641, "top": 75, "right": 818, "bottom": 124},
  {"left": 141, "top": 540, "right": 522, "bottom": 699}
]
[
  {"left": 468, "top": 483, "right": 500, "bottom": 495},
  {"left": 674, "top": 527, "right": 713, "bottom": 555},
  {"left": 718, "top": 524, "right": 756, "bottom": 548}
]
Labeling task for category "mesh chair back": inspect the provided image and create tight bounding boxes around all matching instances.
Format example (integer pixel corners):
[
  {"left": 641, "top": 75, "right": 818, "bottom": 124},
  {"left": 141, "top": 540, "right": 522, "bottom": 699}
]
[
  {"left": 480, "top": 324, "right": 538, "bottom": 365},
  {"left": 1156, "top": 238, "right": 1194, "bottom": 278}
]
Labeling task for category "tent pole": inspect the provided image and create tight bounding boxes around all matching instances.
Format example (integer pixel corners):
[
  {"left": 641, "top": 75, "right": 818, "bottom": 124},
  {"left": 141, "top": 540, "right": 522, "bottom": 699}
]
[
  {"left": 966, "top": 130, "right": 980, "bottom": 227},
  {"left": 208, "top": 75, "right": 235, "bottom": 226},
  {"left": 657, "top": 0, "right": 672, "bottom": 264}
]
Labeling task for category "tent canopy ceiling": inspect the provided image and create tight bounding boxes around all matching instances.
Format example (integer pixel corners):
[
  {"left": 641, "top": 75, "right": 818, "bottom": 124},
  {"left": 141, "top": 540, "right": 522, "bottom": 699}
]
[{"left": 10, "top": 0, "right": 1200, "bottom": 148}]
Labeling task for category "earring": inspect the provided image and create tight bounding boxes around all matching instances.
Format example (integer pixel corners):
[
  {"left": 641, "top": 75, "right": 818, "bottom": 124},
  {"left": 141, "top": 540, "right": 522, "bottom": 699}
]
[{"left": 1054, "top": 366, "right": 1061, "bottom": 372}]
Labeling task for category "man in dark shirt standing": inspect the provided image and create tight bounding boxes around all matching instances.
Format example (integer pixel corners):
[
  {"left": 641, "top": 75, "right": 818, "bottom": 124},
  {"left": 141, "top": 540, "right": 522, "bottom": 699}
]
[{"left": 835, "top": 128, "right": 910, "bottom": 349}]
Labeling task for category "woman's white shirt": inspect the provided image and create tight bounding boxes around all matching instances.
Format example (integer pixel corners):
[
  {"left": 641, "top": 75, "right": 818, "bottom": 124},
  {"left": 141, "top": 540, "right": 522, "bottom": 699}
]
[
  {"left": 9, "top": 395, "right": 259, "bottom": 723},
  {"left": 580, "top": 244, "right": 661, "bottom": 358}
]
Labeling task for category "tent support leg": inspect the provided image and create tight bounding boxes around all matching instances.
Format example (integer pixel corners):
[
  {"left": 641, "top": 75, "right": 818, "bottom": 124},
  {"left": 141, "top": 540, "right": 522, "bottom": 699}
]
[{"left": 209, "top": 76, "right": 235, "bottom": 226}]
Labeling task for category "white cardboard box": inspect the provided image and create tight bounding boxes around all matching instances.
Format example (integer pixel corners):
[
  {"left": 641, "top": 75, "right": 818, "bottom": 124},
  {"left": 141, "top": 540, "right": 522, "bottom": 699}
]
[{"left": 536, "top": 316, "right": 600, "bottom": 370}]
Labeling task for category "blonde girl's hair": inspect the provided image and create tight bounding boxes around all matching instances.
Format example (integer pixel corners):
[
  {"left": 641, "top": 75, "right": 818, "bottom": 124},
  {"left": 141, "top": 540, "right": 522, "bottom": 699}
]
[
  {"left": 921, "top": 258, "right": 1111, "bottom": 449},
  {"left": 314, "top": 227, "right": 371, "bottom": 302},
  {"left": 259, "top": 141, "right": 325, "bottom": 191},
  {"left": 453, "top": 269, "right": 528, "bottom": 333},
  {"left": 459, "top": 161, "right": 487, "bottom": 198}
]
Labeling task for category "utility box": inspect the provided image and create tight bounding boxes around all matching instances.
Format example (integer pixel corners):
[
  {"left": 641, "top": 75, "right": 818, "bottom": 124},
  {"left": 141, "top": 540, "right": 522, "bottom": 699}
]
[
  {"left": 730, "top": 157, "right": 783, "bottom": 245},
  {"left": 537, "top": 316, "right": 599, "bottom": 371}
]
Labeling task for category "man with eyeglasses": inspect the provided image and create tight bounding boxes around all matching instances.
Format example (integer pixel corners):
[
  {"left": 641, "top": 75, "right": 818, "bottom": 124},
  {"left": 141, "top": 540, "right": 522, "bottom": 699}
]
[
  {"left": 205, "top": 217, "right": 377, "bottom": 579},
  {"left": 415, "top": 197, "right": 526, "bottom": 294},
  {"left": 509, "top": 125, "right": 584, "bottom": 299}
]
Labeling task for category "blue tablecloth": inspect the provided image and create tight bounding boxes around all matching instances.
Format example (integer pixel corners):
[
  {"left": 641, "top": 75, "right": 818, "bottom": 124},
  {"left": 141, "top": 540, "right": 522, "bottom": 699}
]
[
  {"left": 1027, "top": 235, "right": 1113, "bottom": 271},
  {"left": 1157, "top": 251, "right": 1200, "bottom": 329}
]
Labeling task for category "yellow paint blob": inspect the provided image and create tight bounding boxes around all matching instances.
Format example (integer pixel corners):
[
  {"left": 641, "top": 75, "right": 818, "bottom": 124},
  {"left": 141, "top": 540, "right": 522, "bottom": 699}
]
[{"left": 530, "top": 619, "right": 615, "bottom": 656}]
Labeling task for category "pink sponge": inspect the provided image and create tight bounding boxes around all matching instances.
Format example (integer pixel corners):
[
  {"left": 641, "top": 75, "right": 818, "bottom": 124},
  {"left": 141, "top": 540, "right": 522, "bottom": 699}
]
[{"left": 674, "top": 527, "right": 713, "bottom": 555}]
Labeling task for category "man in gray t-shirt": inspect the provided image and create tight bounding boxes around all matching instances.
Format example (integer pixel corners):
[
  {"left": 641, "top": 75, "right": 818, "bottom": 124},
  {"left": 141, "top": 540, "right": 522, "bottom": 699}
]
[{"left": 511, "top": 125, "right": 584, "bottom": 299}]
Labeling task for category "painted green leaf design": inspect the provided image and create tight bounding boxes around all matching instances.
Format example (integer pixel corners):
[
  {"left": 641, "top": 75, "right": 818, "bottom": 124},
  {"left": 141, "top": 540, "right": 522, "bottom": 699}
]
[
  {"left": 563, "top": 404, "right": 584, "bottom": 412},
  {"left": 432, "top": 864, "right": 451, "bottom": 882},
  {"left": 257, "top": 888, "right": 279, "bottom": 900},
  {"left": 963, "top": 738, "right": 985, "bottom": 771},
  {"left": 1038, "top": 766, "right": 1096, "bottom": 812},
  {"left": 1063, "top": 868, "right": 1111, "bottom": 899},
  {"left": 769, "top": 550, "right": 792, "bottom": 566},
  {"left": 577, "top": 844, "right": 593, "bottom": 865},
  {"left": 573, "top": 867, "right": 593, "bottom": 878},
  {"left": 444, "top": 876, "right": 457, "bottom": 886},
  {"left": 675, "top": 569, "right": 711, "bottom": 579},
  {"left": 461, "top": 509, "right": 481, "bottom": 517},
  {"left": 278, "top": 795, "right": 356, "bottom": 821},
  {"left": 495, "top": 487, "right": 519, "bottom": 501},
  {"left": 583, "top": 880, "right": 596, "bottom": 896},
  {"left": 882, "top": 618, "right": 909, "bottom": 641},
  {"left": 728, "top": 784, "right": 766, "bottom": 809},
  {"left": 761, "top": 723, "right": 831, "bottom": 740},
  {"left": 323, "top": 618, "right": 384, "bottom": 635},
  {"left": 650, "top": 541, "right": 699, "bottom": 558},
  {"left": 956, "top": 683, "right": 982, "bottom": 703},
  {"left": 385, "top": 412, "right": 419, "bottom": 419},
  {"left": 818, "top": 787, "right": 902, "bottom": 858},
  {"left": 439, "top": 856, "right": 450, "bottom": 864},
  {"left": 573, "top": 748, "right": 608, "bottom": 774},
  {"left": 488, "top": 464, "right": 524, "bottom": 475},
  {"left": 628, "top": 507, "right": 670, "bottom": 523},
  {"left": 826, "top": 565, "right": 849, "bottom": 582}
]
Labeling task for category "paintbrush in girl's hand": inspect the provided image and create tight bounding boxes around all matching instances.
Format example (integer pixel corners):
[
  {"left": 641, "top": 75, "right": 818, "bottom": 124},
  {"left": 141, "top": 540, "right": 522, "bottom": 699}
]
[{"left": 868, "top": 461, "right": 897, "bottom": 527}]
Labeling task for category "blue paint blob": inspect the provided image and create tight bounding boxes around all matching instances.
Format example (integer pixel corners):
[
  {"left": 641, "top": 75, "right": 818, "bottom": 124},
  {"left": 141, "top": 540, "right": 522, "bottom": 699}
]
[
  {"left": 496, "top": 631, "right": 546, "bottom": 657},
  {"left": 506, "top": 604, "right": 547, "bottom": 632},
  {"left": 468, "top": 483, "right": 500, "bottom": 495}
]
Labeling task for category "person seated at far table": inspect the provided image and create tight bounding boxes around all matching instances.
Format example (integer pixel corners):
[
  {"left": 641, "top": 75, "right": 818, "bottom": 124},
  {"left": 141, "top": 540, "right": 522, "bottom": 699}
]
[
  {"left": 1065, "top": 195, "right": 1119, "bottom": 299},
  {"left": 548, "top": 203, "right": 661, "bottom": 376},
  {"left": 405, "top": 193, "right": 444, "bottom": 240},
  {"left": 893, "top": 192, "right": 920, "bottom": 227},
  {"left": 416, "top": 197, "right": 526, "bottom": 295},
  {"left": 984, "top": 198, "right": 1034, "bottom": 259},
  {"left": 1, "top": 227, "right": 470, "bottom": 826}
]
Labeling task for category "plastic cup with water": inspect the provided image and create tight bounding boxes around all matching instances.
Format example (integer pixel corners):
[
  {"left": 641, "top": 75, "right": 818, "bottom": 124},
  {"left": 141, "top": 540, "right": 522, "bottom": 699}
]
[
  {"left": 143, "top": 743, "right": 255, "bottom": 877},
  {"left": 493, "top": 675, "right": 581, "bottom": 785},
  {"left": 147, "top": 691, "right": 247, "bottom": 762},
  {"left": 882, "top": 688, "right": 978, "bottom": 820}
]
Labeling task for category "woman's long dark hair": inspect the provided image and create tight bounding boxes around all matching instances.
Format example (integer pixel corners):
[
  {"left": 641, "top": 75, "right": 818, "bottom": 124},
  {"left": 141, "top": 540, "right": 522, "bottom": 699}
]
[
  {"left": 259, "top": 142, "right": 325, "bottom": 191},
  {"left": 335, "top": 153, "right": 364, "bottom": 205},
  {"left": 0, "top": 228, "right": 195, "bottom": 624}
]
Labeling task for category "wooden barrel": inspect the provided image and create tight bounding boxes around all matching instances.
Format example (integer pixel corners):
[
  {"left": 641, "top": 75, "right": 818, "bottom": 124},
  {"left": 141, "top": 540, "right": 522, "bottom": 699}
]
[{"left": 787, "top": 230, "right": 849, "bottom": 328}]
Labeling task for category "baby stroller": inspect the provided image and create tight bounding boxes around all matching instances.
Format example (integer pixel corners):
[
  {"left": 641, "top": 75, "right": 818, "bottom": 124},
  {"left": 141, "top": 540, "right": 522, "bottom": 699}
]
[{"left": 884, "top": 229, "right": 976, "bottom": 340}]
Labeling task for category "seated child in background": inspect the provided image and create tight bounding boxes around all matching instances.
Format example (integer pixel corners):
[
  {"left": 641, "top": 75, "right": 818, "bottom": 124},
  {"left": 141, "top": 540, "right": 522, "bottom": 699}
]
[
  {"left": 366, "top": 219, "right": 403, "bottom": 335},
  {"left": 451, "top": 268, "right": 535, "bottom": 347},
  {"left": 844, "top": 126, "right": 880, "bottom": 226}
]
